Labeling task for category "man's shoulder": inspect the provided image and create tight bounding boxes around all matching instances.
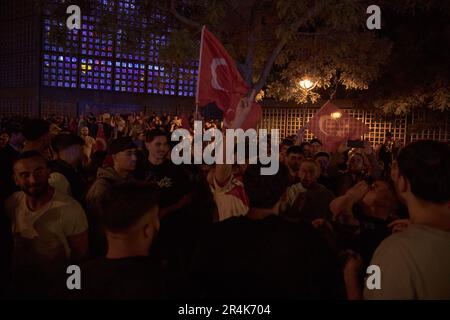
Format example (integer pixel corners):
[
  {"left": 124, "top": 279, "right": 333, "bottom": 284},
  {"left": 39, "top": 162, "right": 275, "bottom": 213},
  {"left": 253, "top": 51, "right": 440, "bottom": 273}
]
[
  {"left": 371, "top": 227, "right": 418, "bottom": 261},
  {"left": 53, "top": 190, "right": 84, "bottom": 211},
  {"left": 5, "top": 191, "right": 25, "bottom": 211}
]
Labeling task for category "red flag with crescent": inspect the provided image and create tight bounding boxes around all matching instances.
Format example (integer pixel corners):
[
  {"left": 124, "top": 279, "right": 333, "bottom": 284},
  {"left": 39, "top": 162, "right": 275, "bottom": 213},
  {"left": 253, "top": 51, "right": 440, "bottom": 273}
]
[
  {"left": 307, "top": 101, "right": 369, "bottom": 152},
  {"left": 196, "top": 26, "right": 261, "bottom": 130}
]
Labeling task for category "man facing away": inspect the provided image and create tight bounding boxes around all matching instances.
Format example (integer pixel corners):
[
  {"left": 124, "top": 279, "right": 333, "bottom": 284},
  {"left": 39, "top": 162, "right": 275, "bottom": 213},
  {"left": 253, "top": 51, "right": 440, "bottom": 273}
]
[{"left": 76, "top": 182, "right": 165, "bottom": 299}]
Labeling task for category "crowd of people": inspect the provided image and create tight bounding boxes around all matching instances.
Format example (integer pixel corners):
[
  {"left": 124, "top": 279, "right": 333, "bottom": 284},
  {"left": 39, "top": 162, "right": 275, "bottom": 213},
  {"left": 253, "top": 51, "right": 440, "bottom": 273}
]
[{"left": 0, "top": 107, "right": 449, "bottom": 300}]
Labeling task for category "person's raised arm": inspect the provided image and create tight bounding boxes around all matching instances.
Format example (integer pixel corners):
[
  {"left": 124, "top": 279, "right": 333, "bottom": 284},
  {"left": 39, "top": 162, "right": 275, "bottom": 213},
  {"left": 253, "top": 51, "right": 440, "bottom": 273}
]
[
  {"left": 330, "top": 181, "right": 369, "bottom": 226},
  {"left": 214, "top": 97, "right": 251, "bottom": 187},
  {"left": 362, "top": 141, "right": 382, "bottom": 179}
]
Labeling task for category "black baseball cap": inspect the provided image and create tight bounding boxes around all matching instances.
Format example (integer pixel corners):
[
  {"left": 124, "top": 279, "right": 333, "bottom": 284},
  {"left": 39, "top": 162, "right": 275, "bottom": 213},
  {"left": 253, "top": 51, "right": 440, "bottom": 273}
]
[{"left": 108, "top": 137, "right": 137, "bottom": 155}]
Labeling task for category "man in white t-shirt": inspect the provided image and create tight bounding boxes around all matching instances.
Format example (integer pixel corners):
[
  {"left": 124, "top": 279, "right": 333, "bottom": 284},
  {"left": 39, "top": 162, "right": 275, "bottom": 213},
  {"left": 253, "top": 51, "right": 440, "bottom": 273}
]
[
  {"left": 80, "top": 126, "right": 96, "bottom": 165},
  {"left": 345, "top": 140, "right": 450, "bottom": 299},
  {"left": 4, "top": 150, "right": 88, "bottom": 298}
]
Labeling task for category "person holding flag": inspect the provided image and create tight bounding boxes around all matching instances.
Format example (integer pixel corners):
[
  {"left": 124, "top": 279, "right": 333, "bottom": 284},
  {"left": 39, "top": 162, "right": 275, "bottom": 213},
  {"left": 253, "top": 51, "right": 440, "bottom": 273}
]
[{"left": 196, "top": 26, "right": 261, "bottom": 131}]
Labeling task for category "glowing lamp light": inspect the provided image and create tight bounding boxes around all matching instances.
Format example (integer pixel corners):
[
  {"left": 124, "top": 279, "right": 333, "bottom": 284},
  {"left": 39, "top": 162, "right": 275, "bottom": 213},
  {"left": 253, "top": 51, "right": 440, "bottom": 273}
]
[
  {"left": 331, "top": 112, "right": 342, "bottom": 119},
  {"left": 298, "top": 77, "right": 318, "bottom": 91}
]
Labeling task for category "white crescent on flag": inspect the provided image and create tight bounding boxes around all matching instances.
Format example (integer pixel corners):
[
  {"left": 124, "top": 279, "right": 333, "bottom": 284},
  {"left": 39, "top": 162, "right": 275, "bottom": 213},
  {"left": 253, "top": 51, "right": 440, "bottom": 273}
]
[{"left": 211, "top": 58, "right": 227, "bottom": 91}]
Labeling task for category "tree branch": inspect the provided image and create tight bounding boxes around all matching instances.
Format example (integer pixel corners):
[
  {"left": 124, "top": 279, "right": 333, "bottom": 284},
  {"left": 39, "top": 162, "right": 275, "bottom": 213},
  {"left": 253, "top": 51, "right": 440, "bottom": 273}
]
[
  {"left": 170, "top": 0, "right": 202, "bottom": 30},
  {"left": 243, "top": 8, "right": 257, "bottom": 86},
  {"left": 330, "top": 70, "right": 341, "bottom": 100},
  {"left": 252, "top": 0, "right": 329, "bottom": 92}
]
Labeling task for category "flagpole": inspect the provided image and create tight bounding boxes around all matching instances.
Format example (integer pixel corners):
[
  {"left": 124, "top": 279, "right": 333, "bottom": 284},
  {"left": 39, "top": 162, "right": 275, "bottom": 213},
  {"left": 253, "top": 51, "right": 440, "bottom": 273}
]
[{"left": 195, "top": 26, "right": 206, "bottom": 119}]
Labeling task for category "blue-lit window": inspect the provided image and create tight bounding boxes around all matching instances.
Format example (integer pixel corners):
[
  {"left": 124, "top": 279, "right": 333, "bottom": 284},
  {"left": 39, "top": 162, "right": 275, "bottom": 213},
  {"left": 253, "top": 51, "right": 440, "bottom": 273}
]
[
  {"left": 116, "top": 30, "right": 147, "bottom": 62},
  {"left": 42, "top": 1, "right": 198, "bottom": 97},
  {"left": 43, "top": 18, "right": 79, "bottom": 54},
  {"left": 118, "top": 0, "right": 138, "bottom": 15},
  {"left": 97, "top": 0, "right": 116, "bottom": 12},
  {"left": 42, "top": 54, "right": 78, "bottom": 88},
  {"left": 81, "top": 17, "right": 113, "bottom": 58},
  {"left": 79, "top": 58, "right": 113, "bottom": 90},
  {"left": 114, "top": 61, "right": 146, "bottom": 93},
  {"left": 178, "top": 64, "right": 198, "bottom": 97},
  {"left": 147, "top": 65, "right": 175, "bottom": 96}
]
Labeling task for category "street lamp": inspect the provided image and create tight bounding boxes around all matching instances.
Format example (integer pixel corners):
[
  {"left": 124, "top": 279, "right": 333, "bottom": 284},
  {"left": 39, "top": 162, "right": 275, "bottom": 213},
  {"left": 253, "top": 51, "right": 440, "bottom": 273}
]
[{"left": 298, "top": 76, "right": 318, "bottom": 91}]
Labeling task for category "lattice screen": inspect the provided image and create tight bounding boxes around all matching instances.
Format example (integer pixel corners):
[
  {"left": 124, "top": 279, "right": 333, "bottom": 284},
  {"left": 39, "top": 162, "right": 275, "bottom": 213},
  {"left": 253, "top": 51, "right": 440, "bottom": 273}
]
[
  {"left": 364, "top": 111, "right": 407, "bottom": 146},
  {"left": 41, "top": 101, "right": 77, "bottom": 117},
  {"left": 258, "top": 107, "right": 450, "bottom": 146},
  {"left": 409, "top": 111, "right": 450, "bottom": 142},
  {"left": 0, "top": 98, "right": 34, "bottom": 116},
  {"left": 261, "top": 108, "right": 287, "bottom": 139},
  {"left": 284, "top": 108, "right": 302, "bottom": 138}
]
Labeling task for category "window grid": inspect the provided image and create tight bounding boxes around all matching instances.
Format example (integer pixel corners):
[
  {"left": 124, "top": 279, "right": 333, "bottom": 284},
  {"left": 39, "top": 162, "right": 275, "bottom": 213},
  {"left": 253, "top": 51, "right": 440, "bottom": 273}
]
[
  {"left": 42, "top": 54, "right": 78, "bottom": 88},
  {"left": 43, "top": 18, "right": 79, "bottom": 54},
  {"left": 147, "top": 64, "right": 177, "bottom": 96},
  {"left": 42, "top": 1, "right": 198, "bottom": 96},
  {"left": 114, "top": 61, "right": 146, "bottom": 93},
  {"left": 81, "top": 18, "right": 113, "bottom": 58},
  {"left": 79, "top": 58, "right": 113, "bottom": 90}
]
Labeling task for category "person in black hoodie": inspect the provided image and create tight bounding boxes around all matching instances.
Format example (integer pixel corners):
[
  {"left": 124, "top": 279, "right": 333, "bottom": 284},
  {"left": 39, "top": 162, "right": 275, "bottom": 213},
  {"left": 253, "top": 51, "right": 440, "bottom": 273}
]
[{"left": 49, "top": 133, "right": 87, "bottom": 204}]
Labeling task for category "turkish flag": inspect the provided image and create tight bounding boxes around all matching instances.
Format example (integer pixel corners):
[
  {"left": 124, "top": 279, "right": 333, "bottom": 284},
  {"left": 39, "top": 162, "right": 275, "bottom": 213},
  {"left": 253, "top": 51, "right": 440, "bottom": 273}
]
[
  {"left": 307, "top": 101, "right": 369, "bottom": 152},
  {"left": 196, "top": 26, "right": 261, "bottom": 130}
]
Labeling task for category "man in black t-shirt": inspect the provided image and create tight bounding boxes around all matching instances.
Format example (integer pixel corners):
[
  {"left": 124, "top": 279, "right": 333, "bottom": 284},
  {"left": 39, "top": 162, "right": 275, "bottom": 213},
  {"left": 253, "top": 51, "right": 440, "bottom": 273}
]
[
  {"left": 142, "top": 129, "right": 191, "bottom": 218},
  {"left": 142, "top": 129, "right": 193, "bottom": 273},
  {"left": 189, "top": 163, "right": 345, "bottom": 299},
  {"left": 76, "top": 182, "right": 165, "bottom": 299}
]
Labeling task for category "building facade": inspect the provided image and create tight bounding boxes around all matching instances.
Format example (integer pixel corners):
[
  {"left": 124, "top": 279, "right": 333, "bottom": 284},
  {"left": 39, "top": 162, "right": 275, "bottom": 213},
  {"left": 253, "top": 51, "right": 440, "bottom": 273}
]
[{"left": 1, "top": 0, "right": 448, "bottom": 144}]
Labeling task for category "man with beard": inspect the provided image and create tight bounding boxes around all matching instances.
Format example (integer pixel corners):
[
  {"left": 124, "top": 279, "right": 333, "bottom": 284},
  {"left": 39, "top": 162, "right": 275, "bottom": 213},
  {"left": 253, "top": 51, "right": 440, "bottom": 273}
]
[
  {"left": 4, "top": 151, "right": 88, "bottom": 298},
  {"left": 285, "top": 145, "right": 304, "bottom": 186},
  {"left": 79, "top": 126, "right": 96, "bottom": 165},
  {"left": 285, "top": 159, "right": 335, "bottom": 223}
]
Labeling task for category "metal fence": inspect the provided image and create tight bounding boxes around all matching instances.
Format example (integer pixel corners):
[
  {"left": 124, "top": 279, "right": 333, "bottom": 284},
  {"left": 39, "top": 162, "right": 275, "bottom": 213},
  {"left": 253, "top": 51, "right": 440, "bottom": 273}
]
[
  {"left": 260, "top": 107, "right": 450, "bottom": 145},
  {"left": 1, "top": 99, "right": 448, "bottom": 145}
]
